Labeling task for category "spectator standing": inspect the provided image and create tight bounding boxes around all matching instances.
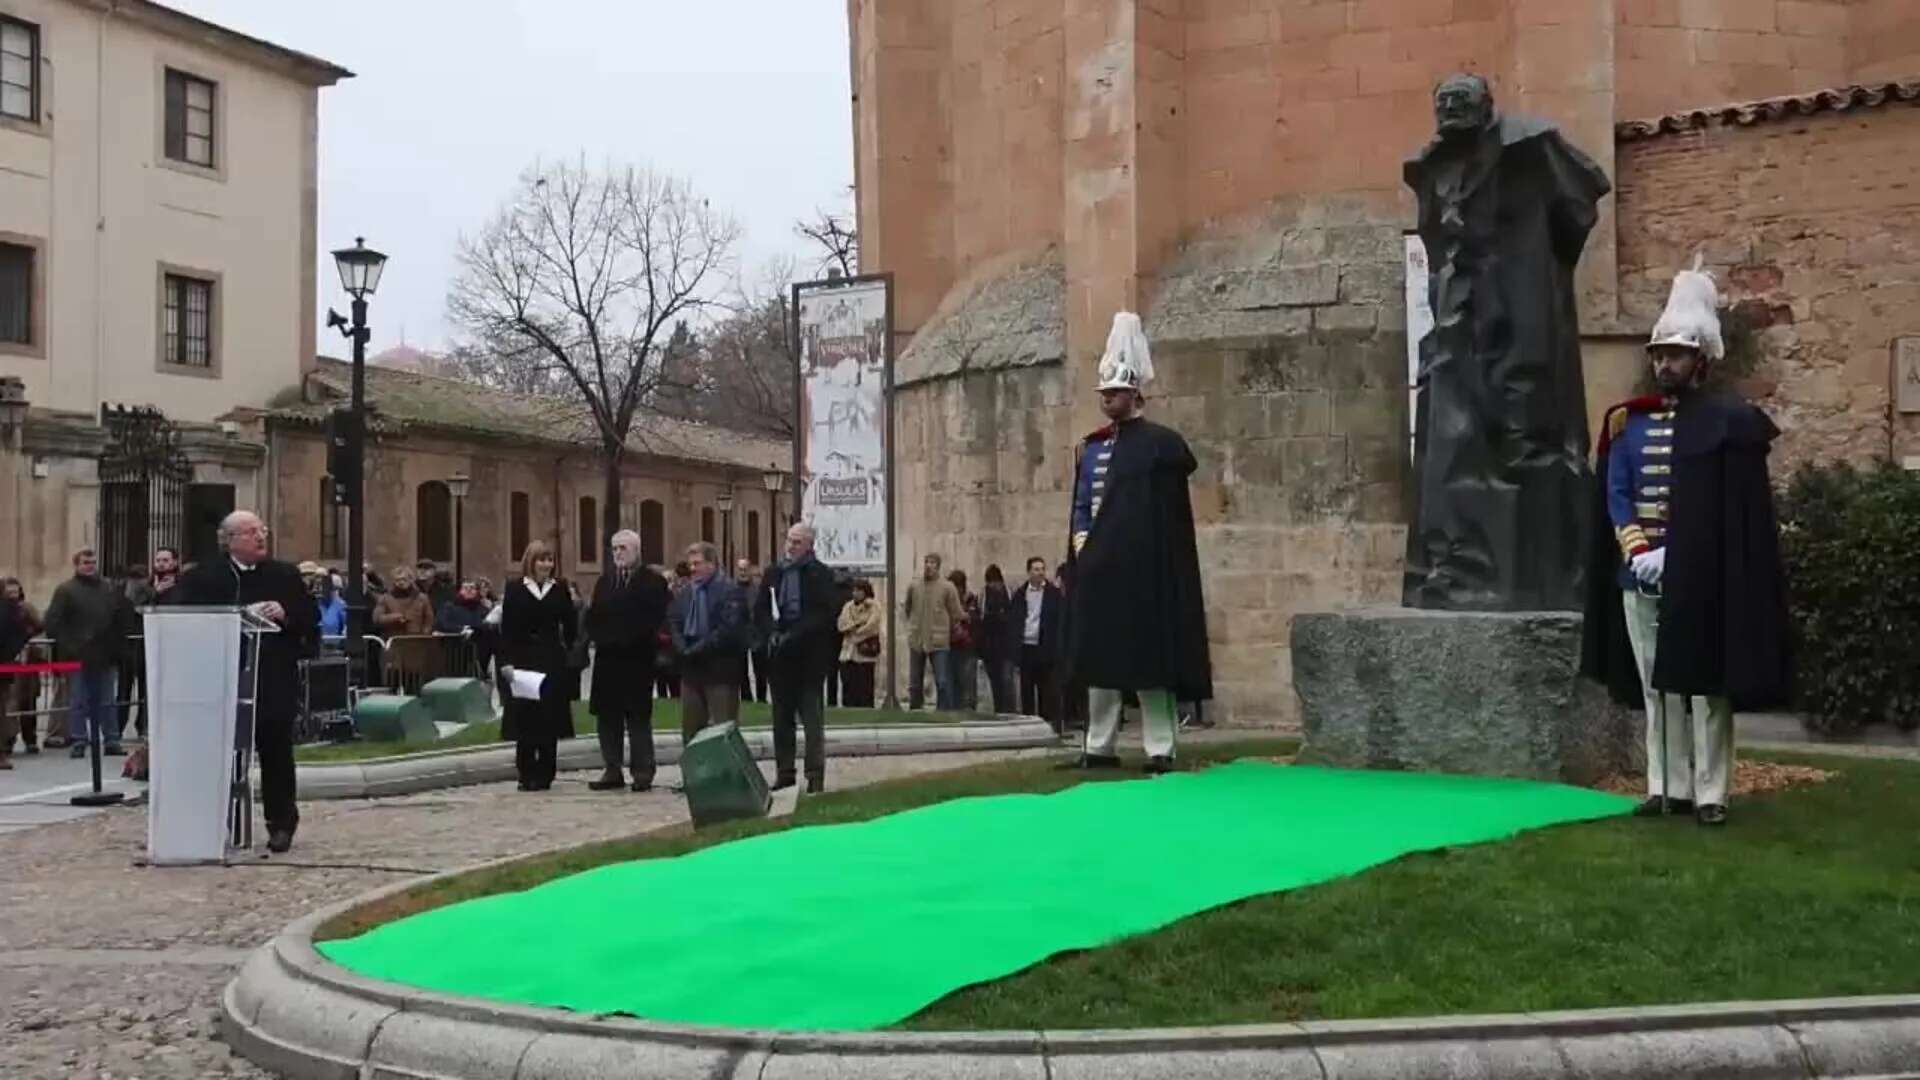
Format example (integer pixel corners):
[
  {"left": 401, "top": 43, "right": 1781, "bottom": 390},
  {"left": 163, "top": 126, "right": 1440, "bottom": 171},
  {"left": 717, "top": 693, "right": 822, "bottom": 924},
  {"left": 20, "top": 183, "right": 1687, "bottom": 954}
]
[
  {"left": 824, "top": 571, "right": 855, "bottom": 707},
  {"left": 168, "top": 512, "right": 319, "bottom": 853},
  {"left": 668, "top": 543, "right": 747, "bottom": 743},
  {"left": 733, "top": 559, "right": 769, "bottom": 703},
  {"left": 654, "top": 563, "right": 691, "bottom": 700},
  {"left": 313, "top": 572, "right": 349, "bottom": 638},
  {"left": 756, "top": 524, "right": 839, "bottom": 793},
  {"left": 491, "top": 542, "right": 577, "bottom": 791},
  {"left": 119, "top": 563, "right": 153, "bottom": 740},
  {"left": 903, "top": 554, "right": 964, "bottom": 710},
  {"left": 3, "top": 578, "right": 42, "bottom": 753},
  {"left": 417, "top": 559, "right": 454, "bottom": 614},
  {"left": 980, "top": 565, "right": 1016, "bottom": 714},
  {"left": 1010, "top": 558, "right": 1065, "bottom": 731},
  {"left": 0, "top": 586, "right": 31, "bottom": 768},
  {"left": 946, "top": 570, "right": 982, "bottom": 711},
  {"left": 373, "top": 567, "right": 434, "bottom": 635},
  {"left": 586, "top": 531, "right": 671, "bottom": 793},
  {"left": 836, "top": 579, "right": 883, "bottom": 708},
  {"left": 45, "top": 548, "right": 135, "bottom": 758}
]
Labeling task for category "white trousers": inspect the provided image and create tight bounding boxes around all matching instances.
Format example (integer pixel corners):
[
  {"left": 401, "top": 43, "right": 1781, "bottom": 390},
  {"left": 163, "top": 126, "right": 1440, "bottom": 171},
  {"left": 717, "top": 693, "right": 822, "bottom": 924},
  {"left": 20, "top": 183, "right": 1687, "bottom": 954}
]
[
  {"left": 1086, "top": 687, "right": 1177, "bottom": 760},
  {"left": 1621, "top": 590, "right": 1734, "bottom": 806}
]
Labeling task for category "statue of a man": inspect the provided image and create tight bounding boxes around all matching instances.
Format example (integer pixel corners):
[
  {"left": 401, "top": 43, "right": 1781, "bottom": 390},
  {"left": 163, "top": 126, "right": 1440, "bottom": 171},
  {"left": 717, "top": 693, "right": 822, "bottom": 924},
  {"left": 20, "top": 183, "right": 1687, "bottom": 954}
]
[{"left": 1402, "top": 74, "right": 1611, "bottom": 612}]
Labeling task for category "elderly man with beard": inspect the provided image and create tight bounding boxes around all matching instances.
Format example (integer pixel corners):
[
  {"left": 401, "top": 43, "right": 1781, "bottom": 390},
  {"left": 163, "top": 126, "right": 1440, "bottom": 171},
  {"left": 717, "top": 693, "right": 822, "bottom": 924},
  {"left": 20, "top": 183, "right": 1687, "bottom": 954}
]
[{"left": 168, "top": 511, "right": 318, "bottom": 853}]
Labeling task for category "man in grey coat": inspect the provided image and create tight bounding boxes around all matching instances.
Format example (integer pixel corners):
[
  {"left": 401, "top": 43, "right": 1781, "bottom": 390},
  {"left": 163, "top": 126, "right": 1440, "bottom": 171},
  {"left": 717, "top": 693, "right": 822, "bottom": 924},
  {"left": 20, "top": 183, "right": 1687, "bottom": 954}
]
[{"left": 44, "top": 548, "right": 134, "bottom": 758}]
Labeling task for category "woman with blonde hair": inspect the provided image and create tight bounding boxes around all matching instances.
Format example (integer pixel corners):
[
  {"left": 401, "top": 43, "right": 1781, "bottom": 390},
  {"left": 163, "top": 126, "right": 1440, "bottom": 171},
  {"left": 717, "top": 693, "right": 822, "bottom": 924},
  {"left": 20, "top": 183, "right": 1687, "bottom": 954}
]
[{"left": 490, "top": 541, "right": 578, "bottom": 790}]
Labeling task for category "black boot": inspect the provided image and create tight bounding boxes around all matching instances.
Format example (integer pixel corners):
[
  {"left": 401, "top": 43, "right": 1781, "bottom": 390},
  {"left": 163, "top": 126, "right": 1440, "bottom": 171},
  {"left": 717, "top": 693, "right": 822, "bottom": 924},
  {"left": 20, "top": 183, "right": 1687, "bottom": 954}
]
[
  {"left": 1696, "top": 803, "right": 1728, "bottom": 827},
  {"left": 588, "top": 769, "right": 626, "bottom": 792},
  {"left": 1633, "top": 796, "right": 1694, "bottom": 817},
  {"left": 770, "top": 775, "right": 797, "bottom": 792},
  {"left": 1055, "top": 753, "right": 1122, "bottom": 771},
  {"left": 1144, "top": 756, "right": 1176, "bottom": 775}
]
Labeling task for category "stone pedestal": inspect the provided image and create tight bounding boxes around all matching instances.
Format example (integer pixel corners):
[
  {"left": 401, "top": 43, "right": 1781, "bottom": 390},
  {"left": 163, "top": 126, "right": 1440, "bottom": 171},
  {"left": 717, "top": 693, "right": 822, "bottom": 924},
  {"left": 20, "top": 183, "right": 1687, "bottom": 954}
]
[{"left": 1292, "top": 606, "right": 1639, "bottom": 785}]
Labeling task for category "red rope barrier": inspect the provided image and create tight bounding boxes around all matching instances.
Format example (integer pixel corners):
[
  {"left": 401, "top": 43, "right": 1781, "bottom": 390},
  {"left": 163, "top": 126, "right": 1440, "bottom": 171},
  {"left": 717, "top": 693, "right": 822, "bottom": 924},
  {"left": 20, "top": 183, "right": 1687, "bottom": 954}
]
[{"left": 0, "top": 661, "right": 81, "bottom": 675}]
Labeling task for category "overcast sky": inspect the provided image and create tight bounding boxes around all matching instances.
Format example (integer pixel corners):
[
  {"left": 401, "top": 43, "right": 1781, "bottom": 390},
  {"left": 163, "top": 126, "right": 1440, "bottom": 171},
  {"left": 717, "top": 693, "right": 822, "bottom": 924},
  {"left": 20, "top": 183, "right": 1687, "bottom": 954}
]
[{"left": 163, "top": 0, "right": 855, "bottom": 354}]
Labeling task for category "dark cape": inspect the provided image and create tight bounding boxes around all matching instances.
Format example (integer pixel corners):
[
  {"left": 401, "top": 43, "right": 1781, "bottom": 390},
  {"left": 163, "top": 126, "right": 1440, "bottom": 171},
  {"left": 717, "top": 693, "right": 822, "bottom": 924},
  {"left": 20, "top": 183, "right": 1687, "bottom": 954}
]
[
  {"left": 1061, "top": 417, "right": 1212, "bottom": 703},
  {"left": 1402, "top": 112, "right": 1612, "bottom": 612},
  {"left": 1580, "top": 391, "right": 1791, "bottom": 709}
]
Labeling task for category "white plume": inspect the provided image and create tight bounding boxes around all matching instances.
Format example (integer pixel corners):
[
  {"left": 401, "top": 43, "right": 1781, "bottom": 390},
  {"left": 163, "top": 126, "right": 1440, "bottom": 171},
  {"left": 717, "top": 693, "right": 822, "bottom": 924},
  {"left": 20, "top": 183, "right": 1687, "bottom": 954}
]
[
  {"left": 1097, "top": 312, "right": 1154, "bottom": 391},
  {"left": 1648, "top": 254, "right": 1725, "bottom": 361}
]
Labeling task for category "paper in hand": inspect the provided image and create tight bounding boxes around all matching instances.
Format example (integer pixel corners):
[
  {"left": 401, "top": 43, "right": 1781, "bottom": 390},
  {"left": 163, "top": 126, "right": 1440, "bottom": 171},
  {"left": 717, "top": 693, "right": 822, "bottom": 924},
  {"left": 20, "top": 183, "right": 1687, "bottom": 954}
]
[{"left": 509, "top": 670, "right": 548, "bottom": 701}]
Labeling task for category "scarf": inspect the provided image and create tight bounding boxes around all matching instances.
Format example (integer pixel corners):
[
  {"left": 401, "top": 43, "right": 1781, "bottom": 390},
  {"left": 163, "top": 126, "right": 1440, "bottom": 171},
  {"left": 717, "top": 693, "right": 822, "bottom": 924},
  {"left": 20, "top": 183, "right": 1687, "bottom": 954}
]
[
  {"left": 684, "top": 574, "right": 717, "bottom": 644},
  {"left": 778, "top": 554, "right": 814, "bottom": 625}
]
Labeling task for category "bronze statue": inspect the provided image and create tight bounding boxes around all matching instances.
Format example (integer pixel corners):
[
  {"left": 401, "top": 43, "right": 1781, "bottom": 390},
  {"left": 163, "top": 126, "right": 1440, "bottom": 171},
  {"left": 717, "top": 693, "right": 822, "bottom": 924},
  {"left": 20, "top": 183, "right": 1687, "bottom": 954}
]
[{"left": 1402, "top": 74, "right": 1611, "bottom": 612}]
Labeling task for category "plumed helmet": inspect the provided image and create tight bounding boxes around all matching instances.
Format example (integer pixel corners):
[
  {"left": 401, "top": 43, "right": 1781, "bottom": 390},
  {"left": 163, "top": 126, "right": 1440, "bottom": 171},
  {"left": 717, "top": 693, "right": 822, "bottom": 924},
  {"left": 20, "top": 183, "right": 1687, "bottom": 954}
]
[
  {"left": 1647, "top": 254, "right": 1726, "bottom": 361},
  {"left": 1095, "top": 312, "right": 1154, "bottom": 392}
]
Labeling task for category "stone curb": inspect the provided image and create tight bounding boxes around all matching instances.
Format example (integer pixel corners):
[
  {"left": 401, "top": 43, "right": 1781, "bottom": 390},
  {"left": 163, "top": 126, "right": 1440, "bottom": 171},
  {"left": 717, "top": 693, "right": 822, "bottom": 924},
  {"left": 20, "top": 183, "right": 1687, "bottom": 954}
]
[
  {"left": 223, "top": 851, "right": 1920, "bottom": 1079},
  {"left": 296, "top": 717, "right": 1063, "bottom": 800}
]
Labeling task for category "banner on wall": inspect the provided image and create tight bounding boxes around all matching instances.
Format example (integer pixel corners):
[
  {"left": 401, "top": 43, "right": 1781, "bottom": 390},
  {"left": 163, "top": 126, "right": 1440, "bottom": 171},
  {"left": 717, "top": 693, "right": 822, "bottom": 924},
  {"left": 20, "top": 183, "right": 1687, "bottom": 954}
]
[
  {"left": 1404, "top": 232, "right": 1434, "bottom": 465},
  {"left": 792, "top": 275, "right": 892, "bottom": 574}
]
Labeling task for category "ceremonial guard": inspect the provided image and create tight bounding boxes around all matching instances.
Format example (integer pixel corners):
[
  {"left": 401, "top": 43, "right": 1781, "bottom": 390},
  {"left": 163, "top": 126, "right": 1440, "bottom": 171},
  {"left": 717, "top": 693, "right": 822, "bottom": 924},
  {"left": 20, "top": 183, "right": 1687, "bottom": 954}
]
[
  {"left": 1060, "top": 313, "right": 1212, "bottom": 774},
  {"left": 1581, "top": 262, "right": 1790, "bottom": 826}
]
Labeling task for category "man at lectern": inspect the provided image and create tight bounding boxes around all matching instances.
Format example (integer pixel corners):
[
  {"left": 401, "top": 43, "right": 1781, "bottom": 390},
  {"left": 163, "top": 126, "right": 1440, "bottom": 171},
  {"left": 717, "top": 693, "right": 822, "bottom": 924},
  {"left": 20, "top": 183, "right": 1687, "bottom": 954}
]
[{"left": 168, "top": 511, "right": 318, "bottom": 853}]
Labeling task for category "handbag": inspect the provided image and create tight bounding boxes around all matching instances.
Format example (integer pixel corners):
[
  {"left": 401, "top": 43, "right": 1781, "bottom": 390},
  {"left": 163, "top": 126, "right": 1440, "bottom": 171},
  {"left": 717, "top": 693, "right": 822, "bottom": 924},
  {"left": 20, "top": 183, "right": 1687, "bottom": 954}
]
[
  {"left": 856, "top": 635, "right": 881, "bottom": 659},
  {"left": 950, "top": 615, "right": 974, "bottom": 652}
]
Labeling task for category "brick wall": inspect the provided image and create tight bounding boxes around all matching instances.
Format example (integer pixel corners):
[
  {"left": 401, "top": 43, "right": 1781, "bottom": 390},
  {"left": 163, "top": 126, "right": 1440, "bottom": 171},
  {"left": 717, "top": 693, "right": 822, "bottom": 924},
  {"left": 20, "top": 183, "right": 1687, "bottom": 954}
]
[
  {"left": 1617, "top": 103, "right": 1920, "bottom": 471},
  {"left": 1615, "top": 0, "right": 1851, "bottom": 121}
]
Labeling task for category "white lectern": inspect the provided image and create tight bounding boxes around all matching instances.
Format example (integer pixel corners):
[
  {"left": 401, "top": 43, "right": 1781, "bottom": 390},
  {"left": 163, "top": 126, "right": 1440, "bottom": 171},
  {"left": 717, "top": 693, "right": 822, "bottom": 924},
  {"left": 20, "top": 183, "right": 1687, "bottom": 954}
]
[{"left": 143, "top": 606, "right": 279, "bottom": 866}]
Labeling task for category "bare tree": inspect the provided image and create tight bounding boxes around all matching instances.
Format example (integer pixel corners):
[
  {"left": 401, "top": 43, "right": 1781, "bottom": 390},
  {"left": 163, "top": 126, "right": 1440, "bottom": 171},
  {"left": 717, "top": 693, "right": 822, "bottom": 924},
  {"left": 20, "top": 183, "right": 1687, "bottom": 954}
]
[
  {"left": 448, "top": 159, "right": 739, "bottom": 554},
  {"left": 795, "top": 207, "right": 858, "bottom": 280},
  {"left": 436, "top": 343, "right": 572, "bottom": 397}
]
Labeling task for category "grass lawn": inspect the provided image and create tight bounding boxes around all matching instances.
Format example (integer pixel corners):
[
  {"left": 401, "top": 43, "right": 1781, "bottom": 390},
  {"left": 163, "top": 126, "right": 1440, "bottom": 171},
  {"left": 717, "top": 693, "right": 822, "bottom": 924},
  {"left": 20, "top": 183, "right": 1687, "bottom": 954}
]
[
  {"left": 316, "top": 742, "right": 1920, "bottom": 1030},
  {"left": 295, "top": 700, "right": 990, "bottom": 764}
]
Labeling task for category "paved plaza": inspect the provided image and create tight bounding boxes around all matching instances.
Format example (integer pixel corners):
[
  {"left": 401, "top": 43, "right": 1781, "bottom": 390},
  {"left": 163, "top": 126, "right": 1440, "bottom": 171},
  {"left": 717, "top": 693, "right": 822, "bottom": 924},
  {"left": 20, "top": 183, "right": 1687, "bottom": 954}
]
[{"left": 0, "top": 749, "right": 1038, "bottom": 1079}]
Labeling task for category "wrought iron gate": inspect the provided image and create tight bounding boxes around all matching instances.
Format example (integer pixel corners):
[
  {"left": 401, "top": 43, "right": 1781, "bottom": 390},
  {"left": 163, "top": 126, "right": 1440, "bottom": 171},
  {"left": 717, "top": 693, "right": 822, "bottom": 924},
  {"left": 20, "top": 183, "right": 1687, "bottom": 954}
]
[{"left": 97, "top": 405, "right": 192, "bottom": 579}]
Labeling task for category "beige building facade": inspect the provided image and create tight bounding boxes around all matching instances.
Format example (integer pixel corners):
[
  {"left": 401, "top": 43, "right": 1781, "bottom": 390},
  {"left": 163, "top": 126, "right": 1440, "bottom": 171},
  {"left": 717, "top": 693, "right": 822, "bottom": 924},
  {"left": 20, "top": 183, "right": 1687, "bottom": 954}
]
[{"left": 0, "top": 0, "right": 346, "bottom": 600}]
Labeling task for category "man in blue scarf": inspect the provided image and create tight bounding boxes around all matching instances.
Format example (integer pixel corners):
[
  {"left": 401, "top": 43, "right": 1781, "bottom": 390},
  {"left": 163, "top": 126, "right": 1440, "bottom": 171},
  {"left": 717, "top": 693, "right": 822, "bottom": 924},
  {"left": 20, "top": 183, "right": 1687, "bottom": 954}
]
[
  {"left": 668, "top": 542, "right": 747, "bottom": 745},
  {"left": 756, "top": 523, "right": 840, "bottom": 792}
]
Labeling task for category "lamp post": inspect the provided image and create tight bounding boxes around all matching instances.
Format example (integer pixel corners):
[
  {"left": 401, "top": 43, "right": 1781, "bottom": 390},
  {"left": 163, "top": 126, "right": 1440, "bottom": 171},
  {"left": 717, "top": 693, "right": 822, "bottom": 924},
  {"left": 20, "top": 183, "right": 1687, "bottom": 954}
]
[
  {"left": 717, "top": 486, "right": 736, "bottom": 570},
  {"left": 761, "top": 468, "right": 783, "bottom": 566},
  {"left": 447, "top": 471, "right": 470, "bottom": 586},
  {"left": 328, "top": 237, "right": 388, "bottom": 673}
]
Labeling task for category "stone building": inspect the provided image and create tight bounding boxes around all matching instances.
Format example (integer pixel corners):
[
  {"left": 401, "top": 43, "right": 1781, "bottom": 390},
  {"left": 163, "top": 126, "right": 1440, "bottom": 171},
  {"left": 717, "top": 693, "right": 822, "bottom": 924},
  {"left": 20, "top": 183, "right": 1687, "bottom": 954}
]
[
  {"left": 850, "top": 0, "right": 1920, "bottom": 724},
  {"left": 233, "top": 359, "right": 792, "bottom": 589},
  {"left": 0, "top": 0, "right": 345, "bottom": 599}
]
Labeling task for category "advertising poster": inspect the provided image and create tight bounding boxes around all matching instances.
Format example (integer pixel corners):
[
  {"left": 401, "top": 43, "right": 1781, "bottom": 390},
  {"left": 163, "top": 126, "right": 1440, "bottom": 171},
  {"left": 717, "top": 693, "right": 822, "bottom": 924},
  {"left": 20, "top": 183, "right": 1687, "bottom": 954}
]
[{"left": 794, "top": 277, "right": 890, "bottom": 573}]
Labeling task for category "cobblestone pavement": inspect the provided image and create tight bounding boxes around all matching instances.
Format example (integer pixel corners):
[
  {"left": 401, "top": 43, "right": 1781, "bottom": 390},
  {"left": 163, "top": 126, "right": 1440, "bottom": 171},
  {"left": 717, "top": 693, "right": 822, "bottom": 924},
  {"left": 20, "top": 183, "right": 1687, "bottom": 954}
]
[{"left": 0, "top": 750, "right": 1043, "bottom": 1079}]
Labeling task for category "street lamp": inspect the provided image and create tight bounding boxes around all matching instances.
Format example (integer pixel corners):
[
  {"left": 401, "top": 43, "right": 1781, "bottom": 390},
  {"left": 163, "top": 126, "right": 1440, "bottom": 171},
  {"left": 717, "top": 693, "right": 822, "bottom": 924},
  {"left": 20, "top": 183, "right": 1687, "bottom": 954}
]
[
  {"left": 717, "top": 485, "right": 736, "bottom": 569},
  {"left": 328, "top": 237, "right": 388, "bottom": 673},
  {"left": 761, "top": 468, "right": 784, "bottom": 564},
  {"left": 447, "top": 471, "right": 470, "bottom": 586}
]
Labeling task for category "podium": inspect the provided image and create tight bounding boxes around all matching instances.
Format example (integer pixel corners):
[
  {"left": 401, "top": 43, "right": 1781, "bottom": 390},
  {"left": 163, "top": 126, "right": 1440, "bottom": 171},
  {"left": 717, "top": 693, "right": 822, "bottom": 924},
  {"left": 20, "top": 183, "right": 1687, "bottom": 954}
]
[{"left": 142, "top": 606, "right": 279, "bottom": 866}]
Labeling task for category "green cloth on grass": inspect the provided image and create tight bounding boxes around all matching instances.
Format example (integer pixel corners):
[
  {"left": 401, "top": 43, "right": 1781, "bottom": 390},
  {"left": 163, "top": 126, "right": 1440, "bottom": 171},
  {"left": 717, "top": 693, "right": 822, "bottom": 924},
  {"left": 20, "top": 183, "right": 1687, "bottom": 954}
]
[{"left": 319, "top": 763, "right": 1633, "bottom": 1030}]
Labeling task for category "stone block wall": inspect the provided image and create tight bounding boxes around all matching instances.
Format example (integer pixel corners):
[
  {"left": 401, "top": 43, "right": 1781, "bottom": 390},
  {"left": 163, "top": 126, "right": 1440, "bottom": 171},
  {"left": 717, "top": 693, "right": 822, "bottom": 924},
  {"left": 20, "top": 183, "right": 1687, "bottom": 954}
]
[
  {"left": 1616, "top": 99, "right": 1920, "bottom": 471},
  {"left": 1615, "top": 0, "right": 1852, "bottom": 121}
]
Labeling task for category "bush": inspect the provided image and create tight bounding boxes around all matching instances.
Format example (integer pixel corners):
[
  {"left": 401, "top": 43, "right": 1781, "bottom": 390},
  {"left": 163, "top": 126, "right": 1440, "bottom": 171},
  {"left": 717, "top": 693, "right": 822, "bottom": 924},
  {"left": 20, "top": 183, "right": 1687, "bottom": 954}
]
[{"left": 1776, "top": 462, "right": 1920, "bottom": 734}]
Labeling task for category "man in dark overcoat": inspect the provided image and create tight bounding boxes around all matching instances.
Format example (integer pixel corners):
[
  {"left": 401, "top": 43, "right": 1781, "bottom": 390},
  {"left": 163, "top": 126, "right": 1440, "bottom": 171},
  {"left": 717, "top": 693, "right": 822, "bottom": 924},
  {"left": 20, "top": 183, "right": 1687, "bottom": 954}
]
[
  {"left": 167, "top": 510, "right": 318, "bottom": 853},
  {"left": 1060, "top": 313, "right": 1212, "bottom": 775},
  {"left": 586, "top": 529, "right": 671, "bottom": 792},
  {"left": 1580, "top": 264, "right": 1789, "bottom": 827},
  {"left": 755, "top": 523, "right": 840, "bottom": 792}
]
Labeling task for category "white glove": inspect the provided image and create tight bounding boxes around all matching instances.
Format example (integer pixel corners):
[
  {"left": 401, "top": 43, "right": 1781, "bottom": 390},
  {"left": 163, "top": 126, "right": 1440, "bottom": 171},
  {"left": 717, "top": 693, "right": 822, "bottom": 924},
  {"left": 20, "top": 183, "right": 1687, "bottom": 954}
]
[{"left": 1629, "top": 548, "right": 1666, "bottom": 587}]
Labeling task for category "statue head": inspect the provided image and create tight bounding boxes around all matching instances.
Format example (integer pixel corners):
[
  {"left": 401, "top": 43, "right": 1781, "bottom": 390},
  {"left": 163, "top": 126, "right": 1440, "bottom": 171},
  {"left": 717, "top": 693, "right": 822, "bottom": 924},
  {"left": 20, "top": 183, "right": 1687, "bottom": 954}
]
[{"left": 1433, "top": 73, "right": 1494, "bottom": 139}]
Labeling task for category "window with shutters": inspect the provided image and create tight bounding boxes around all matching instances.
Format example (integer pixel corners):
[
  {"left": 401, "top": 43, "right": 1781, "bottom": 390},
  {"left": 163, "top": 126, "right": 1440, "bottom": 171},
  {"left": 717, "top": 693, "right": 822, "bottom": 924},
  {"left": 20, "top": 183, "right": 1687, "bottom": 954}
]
[
  {"left": 160, "top": 270, "right": 217, "bottom": 372},
  {"left": 747, "top": 510, "right": 761, "bottom": 566},
  {"left": 319, "top": 476, "right": 343, "bottom": 559},
  {"left": 0, "top": 237, "right": 39, "bottom": 356},
  {"left": 639, "top": 500, "right": 664, "bottom": 566},
  {"left": 417, "top": 481, "right": 452, "bottom": 563},
  {"left": 701, "top": 507, "right": 716, "bottom": 544},
  {"left": 164, "top": 68, "right": 217, "bottom": 169},
  {"left": 0, "top": 16, "right": 39, "bottom": 125},
  {"left": 510, "top": 492, "right": 531, "bottom": 562},
  {"left": 577, "top": 497, "right": 599, "bottom": 564}
]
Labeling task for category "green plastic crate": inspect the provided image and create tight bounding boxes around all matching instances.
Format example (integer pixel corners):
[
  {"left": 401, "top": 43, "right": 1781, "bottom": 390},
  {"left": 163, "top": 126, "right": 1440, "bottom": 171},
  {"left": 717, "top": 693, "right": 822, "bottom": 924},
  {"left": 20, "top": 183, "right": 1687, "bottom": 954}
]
[
  {"left": 681, "top": 722, "right": 772, "bottom": 828},
  {"left": 353, "top": 694, "right": 438, "bottom": 744},
  {"left": 419, "top": 677, "right": 494, "bottom": 729}
]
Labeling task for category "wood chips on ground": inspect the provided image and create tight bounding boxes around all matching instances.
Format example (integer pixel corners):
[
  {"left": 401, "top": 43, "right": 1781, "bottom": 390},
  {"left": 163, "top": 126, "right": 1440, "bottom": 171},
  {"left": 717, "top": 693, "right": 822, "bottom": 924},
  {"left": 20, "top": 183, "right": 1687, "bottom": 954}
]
[{"left": 1592, "top": 759, "right": 1838, "bottom": 798}]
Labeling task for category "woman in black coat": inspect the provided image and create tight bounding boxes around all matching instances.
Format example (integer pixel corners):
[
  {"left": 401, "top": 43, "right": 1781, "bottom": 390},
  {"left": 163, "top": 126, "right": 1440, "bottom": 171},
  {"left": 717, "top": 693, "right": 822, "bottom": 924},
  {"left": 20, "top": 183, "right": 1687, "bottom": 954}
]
[{"left": 494, "top": 541, "right": 577, "bottom": 791}]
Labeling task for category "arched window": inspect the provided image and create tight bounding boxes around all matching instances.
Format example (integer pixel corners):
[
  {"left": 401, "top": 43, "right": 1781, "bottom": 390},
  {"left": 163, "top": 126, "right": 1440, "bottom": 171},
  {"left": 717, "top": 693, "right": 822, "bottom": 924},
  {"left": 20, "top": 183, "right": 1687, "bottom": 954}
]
[
  {"left": 416, "top": 481, "right": 452, "bottom": 563},
  {"left": 701, "top": 507, "right": 716, "bottom": 544},
  {"left": 639, "top": 499, "right": 665, "bottom": 565},
  {"left": 578, "top": 496, "right": 599, "bottom": 564},
  {"left": 510, "top": 492, "right": 531, "bottom": 562},
  {"left": 747, "top": 510, "right": 761, "bottom": 566},
  {"left": 319, "top": 475, "right": 342, "bottom": 559}
]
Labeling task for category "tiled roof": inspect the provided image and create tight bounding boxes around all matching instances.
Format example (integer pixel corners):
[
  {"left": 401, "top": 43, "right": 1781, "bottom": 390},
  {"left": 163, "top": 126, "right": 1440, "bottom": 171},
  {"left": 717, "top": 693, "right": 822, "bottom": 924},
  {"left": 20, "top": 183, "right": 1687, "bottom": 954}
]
[
  {"left": 1617, "top": 80, "right": 1920, "bottom": 142},
  {"left": 268, "top": 358, "right": 789, "bottom": 475}
]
